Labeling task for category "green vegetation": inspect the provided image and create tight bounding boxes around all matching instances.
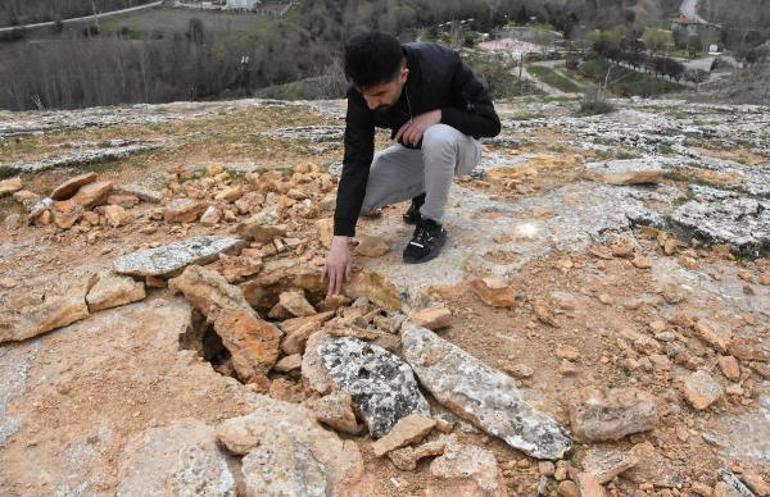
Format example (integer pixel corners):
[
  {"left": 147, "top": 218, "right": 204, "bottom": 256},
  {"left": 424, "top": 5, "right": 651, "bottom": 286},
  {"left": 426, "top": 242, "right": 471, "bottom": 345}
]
[
  {"left": 580, "top": 59, "right": 682, "bottom": 97},
  {"left": 99, "top": 7, "right": 290, "bottom": 38},
  {"left": 527, "top": 65, "right": 582, "bottom": 93}
]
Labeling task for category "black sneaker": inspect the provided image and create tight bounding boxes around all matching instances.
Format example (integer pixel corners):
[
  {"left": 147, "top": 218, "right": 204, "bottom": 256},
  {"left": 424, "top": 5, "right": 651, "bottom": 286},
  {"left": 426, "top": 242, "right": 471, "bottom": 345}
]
[
  {"left": 403, "top": 218, "right": 447, "bottom": 264},
  {"left": 402, "top": 193, "right": 426, "bottom": 225}
]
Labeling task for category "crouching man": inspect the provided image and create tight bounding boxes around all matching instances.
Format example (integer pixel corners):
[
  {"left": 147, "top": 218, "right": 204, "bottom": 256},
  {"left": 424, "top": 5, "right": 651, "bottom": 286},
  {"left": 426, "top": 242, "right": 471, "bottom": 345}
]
[{"left": 323, "top": 31, "right": 501, "bottom": 295}]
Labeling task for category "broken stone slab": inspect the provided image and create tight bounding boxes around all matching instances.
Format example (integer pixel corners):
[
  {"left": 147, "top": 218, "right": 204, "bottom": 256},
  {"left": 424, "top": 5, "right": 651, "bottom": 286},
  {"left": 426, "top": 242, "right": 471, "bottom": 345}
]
[
  {"left": 719, "top": 468, "right": 757, "bottom": 497},
  {"left": 0, "top": 177, "right": 23, "bottom": 196},
  {"left": 27, "top": 197, "right": 53, "bottom": 224},
  {"left": 164, "top": 198, "right": 207, "bottom": 223},
  {"left": 307, "top": 391, "right": 363, "bottom": 435},
  {"left": 318, "top": 336, "right": 430, "bottom": 438},
  {"left": 470, "top": 277, "right": 517, "bottom": 308},
  {"left": 213, "top": 309, "right": 281, "bottom": 382},
  {"left": 401, "top": 322, "right": 572, "bottom": 460},
  {"left": 372, "top": 414, "right": 436, "bottom": 457},
  {"left": 694, "top": 319, "right": 732, "bottom": 353},
  {"left": 568, "top": 387, "right": 658, "bottom": 442},
  {"left": 275, "top": 290, "right": 316, "bottom": 317},
  {"left": 116, "top": 418, "right": 236, "bottom": 497},
  {"left": 274, "top": 353, "right": 302, "bottom": 373},
  {"left": 86, "top": 272, "right": 146, "bottom": 312},
  {"left": 427, "top": 442, "right": 507, "bottom": 497},
  {"left": 577, "top": 472, "right": 608, "bottom": 497},
  {"left": 302, "top": 331, "right": 336, "bottom": 395},
  {"left": 316, "top": 218, "right": 334, "bottom": 249},
  {"left": 52, "top": 199, "right": 84, "bottom": 229},
  {"left": 113, "top": 236, "right": 243, "bottom": 278},
  {"left": 584, "top": 159, "right": 664, "bottom": 185},
  {"left": 408, "top": 306, "right": 452, "bottom": 330},
  {"left": 72, "top": 180, "right": 113, "bottom": 209},
  {"left": 51, "top": 172, "right": 97, "bottom": 200},
  {"left": 682, "top": 370, "right": 724, "bottom": 410},
  {"left": 169, "top": 265, "right": 280, "bottom": 381},
  {"left": 344, "top": 271, "right": 403, "bottom": 312},
  {"left": 355, "top": 234, "right": 391, "bottom": 257},
  {"left": 388, "top": 438, "right": 446, "bottom": 471},
  {"left": 582, "top": 447, "right": 639, "bottom": 484},
  {"left": 216, "top": 395, "right": 372, "bottom": 497},
  {"left": 236, "top": 222, "right": 288, "bottom": 243},
  {"left": 114, "top": 183, "right": 163, "bottom": 203},
  {"left": 0, "top": 272, "right": 96, "bottom": 343},
  {"left": 621, "top": 441, "right": 684, "bottom": 488}
]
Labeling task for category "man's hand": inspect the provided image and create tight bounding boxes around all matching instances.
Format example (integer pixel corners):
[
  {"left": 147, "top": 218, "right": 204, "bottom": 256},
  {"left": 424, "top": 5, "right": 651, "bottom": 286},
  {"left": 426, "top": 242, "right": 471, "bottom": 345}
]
[
  {"left": 322, "top": 236, "right": 353, "bottom": 296},
  {"left": 394, "top": 109, "right": 442, "bottom": 147}
]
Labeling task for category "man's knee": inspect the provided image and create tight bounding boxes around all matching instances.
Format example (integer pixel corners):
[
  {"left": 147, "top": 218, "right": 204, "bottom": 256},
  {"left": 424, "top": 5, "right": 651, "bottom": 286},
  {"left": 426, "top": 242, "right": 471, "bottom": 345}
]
[{"left": 422, "top": 123, "right": 460, "bottom": 152}]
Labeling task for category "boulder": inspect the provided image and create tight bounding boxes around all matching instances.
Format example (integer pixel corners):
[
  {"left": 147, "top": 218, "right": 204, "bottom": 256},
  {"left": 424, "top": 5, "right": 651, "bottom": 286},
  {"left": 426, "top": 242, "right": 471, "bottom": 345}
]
[
  {"left": 51, "top": 172, "right": 96, "bottom": 200},
  {"left": 113, "top": 236, "right": 243, "bottom": 278},
  {"left": 117, "top": 419, "right": 235, "bottom": 497},
  {"left": 217, "top": 395, "right": 372, "bottom": 497},
  {"left": 86, "top": 272, "right": 146, "bottom": 312},
  {"left": 72, "top": 180, "right": 113, "bottom": 208},
  {"left": 401, "top": 322, "right": 572, "bottom": 460},
  {"left": 568, "top": 387, "right": 658, "bottom": 442},
  {"left": 317, "top": 336, "right": 431, "bottom": 438}
]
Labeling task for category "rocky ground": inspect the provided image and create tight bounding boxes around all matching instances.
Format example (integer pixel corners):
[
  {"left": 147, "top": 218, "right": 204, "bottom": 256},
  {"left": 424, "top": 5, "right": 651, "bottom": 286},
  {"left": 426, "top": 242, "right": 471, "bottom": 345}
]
[{"left": 0, "top": 95, "right": 769, "bottom": 497}]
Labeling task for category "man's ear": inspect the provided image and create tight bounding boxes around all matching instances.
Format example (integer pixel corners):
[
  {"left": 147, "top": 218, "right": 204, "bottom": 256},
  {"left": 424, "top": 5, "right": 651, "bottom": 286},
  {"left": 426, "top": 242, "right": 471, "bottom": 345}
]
[{"left": 399, "top": 66, "right": 409, "bottom": 84}]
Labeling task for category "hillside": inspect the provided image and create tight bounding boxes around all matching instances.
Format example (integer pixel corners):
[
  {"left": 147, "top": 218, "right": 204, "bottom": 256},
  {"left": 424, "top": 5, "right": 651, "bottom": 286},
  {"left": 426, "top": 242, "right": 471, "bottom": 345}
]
[{"left": 1, "top": 94, "right": 769, "bottom": 496}]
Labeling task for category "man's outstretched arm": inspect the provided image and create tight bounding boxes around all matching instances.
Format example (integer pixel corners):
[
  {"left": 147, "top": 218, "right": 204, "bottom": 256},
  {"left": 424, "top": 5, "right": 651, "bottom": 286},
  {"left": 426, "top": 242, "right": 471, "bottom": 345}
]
[{"left": 324, "top": 91, "right": 374, "bottom": 295}]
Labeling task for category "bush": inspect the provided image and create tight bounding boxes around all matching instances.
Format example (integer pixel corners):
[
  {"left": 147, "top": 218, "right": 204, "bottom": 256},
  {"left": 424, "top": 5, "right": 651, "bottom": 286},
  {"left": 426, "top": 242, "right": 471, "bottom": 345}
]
[{"left": 578, "top": 85, "right": 615, "bottom": 115}]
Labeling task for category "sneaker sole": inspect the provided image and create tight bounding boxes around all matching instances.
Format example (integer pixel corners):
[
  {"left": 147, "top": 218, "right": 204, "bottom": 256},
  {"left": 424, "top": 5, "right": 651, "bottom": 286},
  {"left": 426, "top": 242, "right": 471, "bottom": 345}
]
[{"left": 403, "top": 234, "right": 447, "bottom": 264}]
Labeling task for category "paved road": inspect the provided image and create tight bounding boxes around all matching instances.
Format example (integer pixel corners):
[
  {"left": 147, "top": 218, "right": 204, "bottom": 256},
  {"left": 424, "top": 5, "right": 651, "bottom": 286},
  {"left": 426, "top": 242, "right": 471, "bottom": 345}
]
[{"left": 0, "top": 1, "right": 163, "bottom": 34}]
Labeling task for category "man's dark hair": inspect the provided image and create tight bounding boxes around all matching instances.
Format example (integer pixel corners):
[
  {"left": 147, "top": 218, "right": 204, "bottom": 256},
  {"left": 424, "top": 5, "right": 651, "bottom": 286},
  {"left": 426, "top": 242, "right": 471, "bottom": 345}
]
[{"left": 344, "top": 31, "right": 404, "bottom": 90}]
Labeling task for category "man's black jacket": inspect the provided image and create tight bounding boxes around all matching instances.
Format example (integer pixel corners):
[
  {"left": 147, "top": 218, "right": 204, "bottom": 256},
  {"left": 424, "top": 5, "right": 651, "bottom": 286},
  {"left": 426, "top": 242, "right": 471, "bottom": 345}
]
[{"left": 333, "top": 42, "right": 501, "bottom": 237}]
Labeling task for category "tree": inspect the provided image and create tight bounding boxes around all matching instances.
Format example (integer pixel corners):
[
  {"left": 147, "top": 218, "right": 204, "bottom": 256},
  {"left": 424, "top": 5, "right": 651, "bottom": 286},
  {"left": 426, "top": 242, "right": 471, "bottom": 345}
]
[
  {"left": 515, "top": 5, "right": 528, "bottom": 25},
  {"left": 188, "top": 18, "right": 205, "bottom": 46},
  {"left": 642, "top": 28, "right": 672, "bottom": 55}
]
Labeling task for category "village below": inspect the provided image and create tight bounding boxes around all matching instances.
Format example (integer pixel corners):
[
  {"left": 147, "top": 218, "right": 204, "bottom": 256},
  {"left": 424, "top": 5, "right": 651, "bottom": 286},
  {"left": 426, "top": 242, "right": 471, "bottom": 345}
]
[{"left": 1, "top": 1, "right": 769, "bottom": 497}]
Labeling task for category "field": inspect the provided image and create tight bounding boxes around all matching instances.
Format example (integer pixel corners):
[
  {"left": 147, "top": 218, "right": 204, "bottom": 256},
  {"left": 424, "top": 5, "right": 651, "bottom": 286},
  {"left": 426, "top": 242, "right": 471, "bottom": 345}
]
[
  {"left": 580, "top": 58, "right": 683, "bottom": 96},
  {"left": 527, "top": 64, "right": 583, "bottom": 93}
]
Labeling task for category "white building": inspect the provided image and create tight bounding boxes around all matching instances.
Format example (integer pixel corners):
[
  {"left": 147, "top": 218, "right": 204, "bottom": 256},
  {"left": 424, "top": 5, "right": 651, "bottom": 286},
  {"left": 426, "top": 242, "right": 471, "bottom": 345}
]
[{"left": 226, "top": 0, "right": 260, "bottom": 9}]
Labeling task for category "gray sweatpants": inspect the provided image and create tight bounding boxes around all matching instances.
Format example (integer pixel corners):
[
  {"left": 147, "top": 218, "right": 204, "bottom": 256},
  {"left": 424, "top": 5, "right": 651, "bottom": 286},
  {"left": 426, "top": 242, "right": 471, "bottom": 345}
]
[{"left": 360, "top": 123, "right": 482, "bottom": 225}]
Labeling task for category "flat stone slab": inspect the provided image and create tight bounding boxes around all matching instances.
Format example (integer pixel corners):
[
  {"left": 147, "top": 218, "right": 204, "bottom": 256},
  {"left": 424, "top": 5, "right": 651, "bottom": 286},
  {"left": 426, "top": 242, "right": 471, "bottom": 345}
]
[
  {"left": 113, "top": 236, "right": 243, "bottom": 278},
  {"left": 318, "top": 336, "right": 430, "bottom": 438},
  {"left": 401, "top": 322, "right": 572, "bottom": 460},
  {"left": 584, "top": 158, "right": 665, "bottom": 185},
  {"left": 117, "top": 418, "right": 236, "bottom": 497}
]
